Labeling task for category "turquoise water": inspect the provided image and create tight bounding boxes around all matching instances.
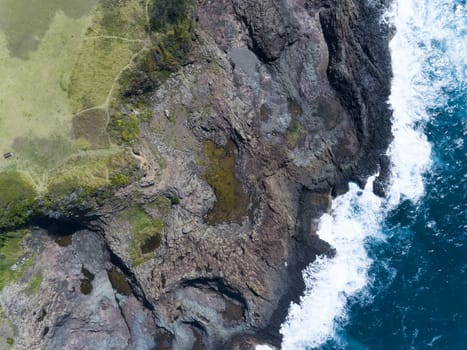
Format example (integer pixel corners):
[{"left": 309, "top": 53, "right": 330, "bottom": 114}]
[{"left": 280, "top": 1, "right": 466, "bottom": 349}]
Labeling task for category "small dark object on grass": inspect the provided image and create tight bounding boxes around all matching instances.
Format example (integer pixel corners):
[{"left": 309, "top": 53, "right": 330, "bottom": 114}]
[{"left": 3, "top": 152, "right": 14, "bottom": 159}]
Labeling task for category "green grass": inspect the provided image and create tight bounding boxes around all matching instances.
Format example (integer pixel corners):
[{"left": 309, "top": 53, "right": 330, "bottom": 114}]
[
  {"left": 72, "top": 108, "right": 110, "bottom": 149},
  {"left": 12, "top": 134, "right": 78, "bottom": 171},
  {"left": 147, "top": 195, "right": 171, "bottom": 216},
  {"left": 48, "top": 156, "right": 110, "bottom": 194},
  {"left": 0, "top": 0, "right": 149, "bottom": 197},
  {"left": 107, "top": 111, "right": 140, "bottom": 145},
  {"left": 0, "top": 11, "right": 92, "bottom": 171},
  {"left": 88, "top": 0, "right": 147, "bottom": 39},
  {"left": 68, "top": 37, "right": 142, "bottom": 112},
  {"left": 0, "top": 230, "right": 30, "bottom": 291},
  {"left": 0, "top": 171, "right": 36, "bottom": 208},
  {"left": 124, "top": 206, "right": 163, "bottom": 266},
  {"left": 149, "top": 0, "right": 193, "bottom": 32},
  {"left": 0, "top": 172, "right": 37, "bottom": 230},
  {"left": 203, "top": 140, "right": 250, "bottom": 225}
]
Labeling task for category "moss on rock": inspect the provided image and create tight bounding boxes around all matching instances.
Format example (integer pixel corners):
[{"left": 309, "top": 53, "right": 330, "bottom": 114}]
[
  {"left": 0, "top": 230, "right": 31, "bottom": 291},
  {"left": 285, "top": 119, "right": 306, "bottom": 147},
  {"left": 25, "top": 273, "right": 43, "bottom": 295},
  {"left": 203, "top": 140, "right": 250, "bottom": 225},
  {"left": 124, "top": 206, "right": 164, "bottom": 266}
]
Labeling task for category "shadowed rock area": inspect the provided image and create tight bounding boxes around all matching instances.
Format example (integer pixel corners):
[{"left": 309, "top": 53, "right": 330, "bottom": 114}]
[{"left": 0, "top": 0, "right": 394, "bottom": 349}]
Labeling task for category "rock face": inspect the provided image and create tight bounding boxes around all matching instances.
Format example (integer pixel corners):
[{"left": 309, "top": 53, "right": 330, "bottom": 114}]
[{"left": 0, "top": 0, "right": 393, "bottom": 349}]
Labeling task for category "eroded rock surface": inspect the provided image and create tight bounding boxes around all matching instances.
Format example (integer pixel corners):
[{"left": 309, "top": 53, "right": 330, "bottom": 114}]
[{"left": 0, "top": 0, "right": 393, "bottom": 348}]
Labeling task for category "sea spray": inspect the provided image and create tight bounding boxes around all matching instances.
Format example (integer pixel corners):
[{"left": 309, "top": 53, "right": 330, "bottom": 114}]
[
  {"left": 281, "top": 179, "right": 384, "bottom": 349},
  {"left": 279, "top": 0, "right": 439, "bottom": 348}
]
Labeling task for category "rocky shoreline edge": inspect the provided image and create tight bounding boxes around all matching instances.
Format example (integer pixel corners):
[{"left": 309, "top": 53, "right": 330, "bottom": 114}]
[{"left": 0, "top": 1, "right": 394, "bottom": 349}]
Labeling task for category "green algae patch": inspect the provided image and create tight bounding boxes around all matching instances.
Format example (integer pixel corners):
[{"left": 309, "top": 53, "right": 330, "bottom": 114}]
[
  {"left": 124, "top": 206, "right": 163, "bottom": 266},
  {"left": 203, "top": 140, "right": 250, "bottom": 225},
  {"left": 55, "top": 235, "right": 73, "bottom": 247},
  {"left": 25, "top": 273, "right": 43, "bottom": 295},
  {"left": 0, "top": 230, "right": 30, "bottom": 291},
  {"left": 107, "top": 267, "right": 132, "bottom": 296},
  {"left": 79, "top": 266, "right": 94, "bottom": 295},
  {"left": 285, "top": 120, "right": 306, "bottom": 147}
]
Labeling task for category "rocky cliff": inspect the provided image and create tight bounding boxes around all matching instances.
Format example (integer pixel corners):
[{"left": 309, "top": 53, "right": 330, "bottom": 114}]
[{"left": 0, "top": 0, "right": 393, "bottom": 349}]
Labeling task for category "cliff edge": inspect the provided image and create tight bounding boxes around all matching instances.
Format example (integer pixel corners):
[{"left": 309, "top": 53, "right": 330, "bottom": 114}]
[{"left": 0, "top": 0, "right": 393, "bottom": 349}]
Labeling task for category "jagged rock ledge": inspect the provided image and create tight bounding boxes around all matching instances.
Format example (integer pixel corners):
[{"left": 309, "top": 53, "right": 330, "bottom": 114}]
[{"left": 0, "top": 0, "right": 394, "bottom": 349}]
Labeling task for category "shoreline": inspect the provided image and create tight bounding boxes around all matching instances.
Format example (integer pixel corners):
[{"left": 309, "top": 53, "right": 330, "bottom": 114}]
[{"left": 0, "top": 0, "right": 395, "bottom": 348}]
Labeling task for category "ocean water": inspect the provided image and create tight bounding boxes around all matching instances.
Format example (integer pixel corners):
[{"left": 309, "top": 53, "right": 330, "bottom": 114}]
[{"left": 278, "top": 0, "right": 466, "bottom": 349}]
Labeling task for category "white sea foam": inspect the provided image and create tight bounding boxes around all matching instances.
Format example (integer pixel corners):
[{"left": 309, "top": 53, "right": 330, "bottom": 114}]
[
  {"left": 280, "top": 179, "right": 384, "bottom": 349},
  {"left": 276, "top": 0, "right": 465, "bottom": 348}
]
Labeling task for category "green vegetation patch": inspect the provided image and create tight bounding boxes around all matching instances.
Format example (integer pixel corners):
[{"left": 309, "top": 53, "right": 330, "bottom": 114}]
[
  {"left": 116, "top": 0, "right": 194, "bottom": 100},
  {"left": 107, "top": 267, "right": 132, "bottom": 296},
  {"left": 149, "top": 0, "right": 193, "bottom": 32},
  {"left": 48, "top": 156, "right": 110, "bottom": 195},
  {"left": 0, "top": 0, "right": 97, "bottom": 58},
  {"left": 72, "top": 109, "right": 110, "bottom": 149},
  {"left": 12, "top": 134, "right": 78, "bottom": 171},
  {"left": 0, "top": 172, "right": 37, "bottom": 230},
  {"left": 147, "top": 195, "right": 171, "bottom": 217},
  {"left": 68, "top": 37, "right": 142, "bottom": 112},
  {"left": 89, "top": 0, "right": 147, "bottom": 39},
  {"left": 0, "top": 230, "right": 30, "bottom": 291},
  {"left": 107, "top": 111, "right": 140, "bottom": 145},
  {"left": 79, "top": 266, "right": 94, "bottom": 295},
  {"left": 203, "top": 140, "right": 250, "bottom": 225},
  {"left": 0, "top": 172, "right": 36, "bottom": 208},
  {"left": 124, "top": 206, "right": 163, "bottom": 266},
  {"left": 25, "top": 273, "right": 43, "bottom": 295},
  {"left": 285, "top": 120, "right": 306, "bottom": 147}
]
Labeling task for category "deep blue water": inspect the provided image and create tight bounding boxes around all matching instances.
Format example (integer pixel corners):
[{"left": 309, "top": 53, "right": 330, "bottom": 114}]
[
  {"left": 321, "top": 1, "right": 467, "bottom": 348},
  {"left": 326, "top": 79, "right": 466, "bottom": 350}
]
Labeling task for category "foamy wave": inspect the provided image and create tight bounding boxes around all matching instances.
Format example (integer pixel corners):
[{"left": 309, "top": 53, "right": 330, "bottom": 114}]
[
  {"left": 277, "top": 0, "right": 461, "bottom": 348},
  {"left": 281, "top": 179, "right": 383, "bottom": 349}
]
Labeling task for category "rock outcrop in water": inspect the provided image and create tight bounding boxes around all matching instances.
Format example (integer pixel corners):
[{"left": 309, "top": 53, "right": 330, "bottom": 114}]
[{"left": 0, "top": 0, "right": 393, "bottom": 348}]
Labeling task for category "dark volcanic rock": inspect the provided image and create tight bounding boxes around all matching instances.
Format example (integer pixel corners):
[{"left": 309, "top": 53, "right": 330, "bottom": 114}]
[
  {"left": 0, "top": 0, "right": 394, "bottom": 349},
  {"left": 116, "top": 0, "right": 391, "bottom": 348}
]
